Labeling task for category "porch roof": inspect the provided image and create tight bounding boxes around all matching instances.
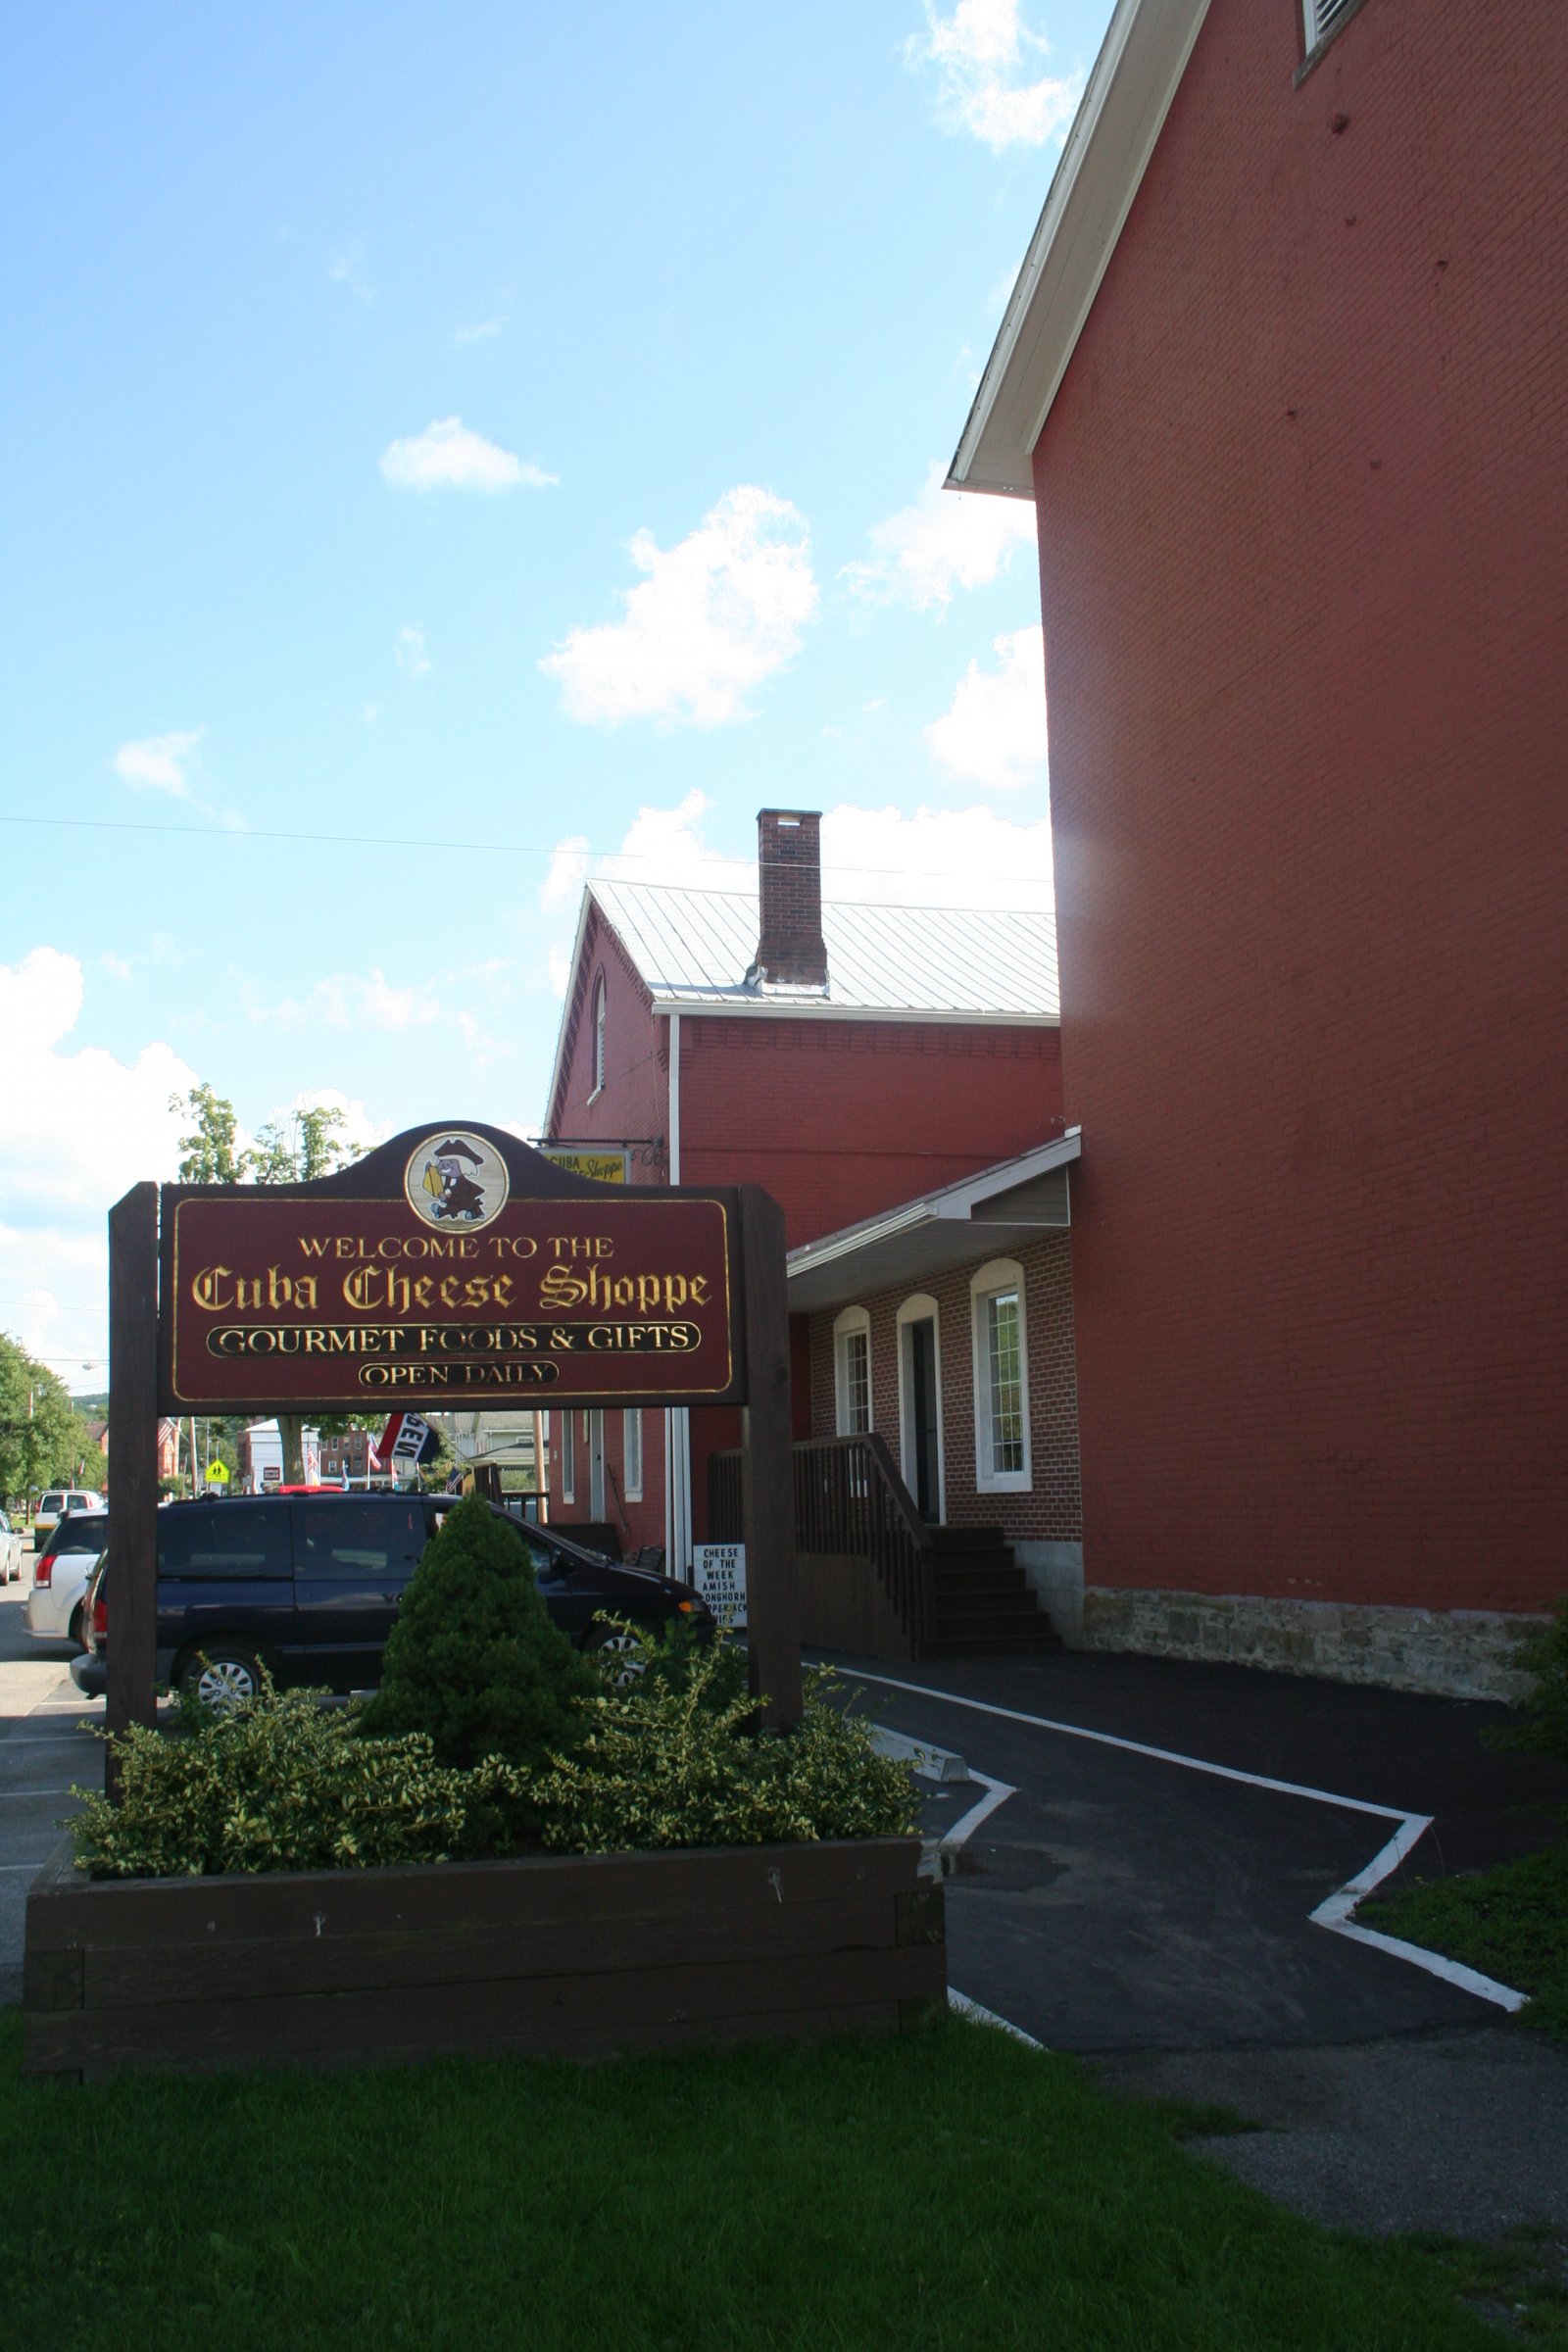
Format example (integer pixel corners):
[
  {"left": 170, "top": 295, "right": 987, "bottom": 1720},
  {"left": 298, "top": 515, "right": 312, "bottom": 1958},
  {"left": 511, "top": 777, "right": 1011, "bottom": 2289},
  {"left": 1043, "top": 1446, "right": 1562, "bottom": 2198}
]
[{"left": 785, "top": 1130, "right": 1081, "bottom": 1314}]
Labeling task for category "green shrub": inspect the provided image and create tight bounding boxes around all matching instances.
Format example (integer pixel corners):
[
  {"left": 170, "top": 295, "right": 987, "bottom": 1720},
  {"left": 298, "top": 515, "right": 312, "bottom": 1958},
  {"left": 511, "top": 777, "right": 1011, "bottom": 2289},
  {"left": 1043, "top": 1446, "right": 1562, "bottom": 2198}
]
[
  {"left": 72, "top": 1681, "right": 527, "bottom": 1878},
  {"left": 1485, "top": 1596, "right": 1568, "bottom": 1774},
  {"left": 532, "top": 1630, "right": 920, "bottom": 1853},
  {"left": 357, "top": 1494, "right": 596, "bottom": 1773}
]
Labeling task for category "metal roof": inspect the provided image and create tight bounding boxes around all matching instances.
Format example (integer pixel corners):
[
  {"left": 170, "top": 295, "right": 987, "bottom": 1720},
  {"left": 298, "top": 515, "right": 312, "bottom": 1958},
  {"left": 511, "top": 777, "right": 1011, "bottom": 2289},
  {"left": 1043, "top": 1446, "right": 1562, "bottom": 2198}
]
[
  {"left": 786, "top": 1131, "right": 1081, "bottom": 1313},
  {"left": 589, "top": 880, "right": 1059, "bottom": 1024}
]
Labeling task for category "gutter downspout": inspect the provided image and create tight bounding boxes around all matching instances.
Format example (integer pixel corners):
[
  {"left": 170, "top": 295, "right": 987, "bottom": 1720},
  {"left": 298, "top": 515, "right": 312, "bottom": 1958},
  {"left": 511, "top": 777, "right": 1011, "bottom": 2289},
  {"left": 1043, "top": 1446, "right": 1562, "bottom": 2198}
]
[{"left": 664, "top": 1012, "right": 691, "bottom": 1575}]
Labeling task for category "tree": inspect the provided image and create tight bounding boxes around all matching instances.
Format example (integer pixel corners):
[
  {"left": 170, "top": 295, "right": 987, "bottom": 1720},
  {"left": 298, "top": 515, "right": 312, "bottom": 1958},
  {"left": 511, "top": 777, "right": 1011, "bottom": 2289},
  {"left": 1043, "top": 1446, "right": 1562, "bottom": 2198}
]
[
  {"left": 170, "top": 1085, "right": 245, "bottom": 1184},
  {"left": 0, "top": 1335, "right": 95, "bottom": 1505},
  {"left": 169, "top": 1085, "right": 366, "bottom": 1484}
]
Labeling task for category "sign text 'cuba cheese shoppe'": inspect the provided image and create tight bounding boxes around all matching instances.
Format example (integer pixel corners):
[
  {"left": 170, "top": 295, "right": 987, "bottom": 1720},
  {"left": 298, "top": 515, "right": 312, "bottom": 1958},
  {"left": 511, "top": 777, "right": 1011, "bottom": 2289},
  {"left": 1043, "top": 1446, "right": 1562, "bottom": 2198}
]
[{"left": 162, "top": 1129, "right": 736, "bottom": 1410}]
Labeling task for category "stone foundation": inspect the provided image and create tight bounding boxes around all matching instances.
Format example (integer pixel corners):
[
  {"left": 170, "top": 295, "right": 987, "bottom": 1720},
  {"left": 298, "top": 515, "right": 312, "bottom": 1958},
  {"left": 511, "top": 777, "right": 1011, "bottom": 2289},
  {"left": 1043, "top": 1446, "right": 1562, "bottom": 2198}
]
[{"left": 1080, "top": 1587, "right": 1547, "bottom": 1702}]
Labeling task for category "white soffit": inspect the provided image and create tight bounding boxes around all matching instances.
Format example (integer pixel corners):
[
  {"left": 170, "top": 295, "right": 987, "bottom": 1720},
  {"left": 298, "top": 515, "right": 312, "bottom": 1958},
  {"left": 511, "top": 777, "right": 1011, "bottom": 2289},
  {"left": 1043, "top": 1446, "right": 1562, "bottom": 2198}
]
[
  {"left": 949, "top": 0, "right": 1213, "bottom": 499},
  {"left": 786, "top": 1131, "right": 1081, "bottom": 1314}
]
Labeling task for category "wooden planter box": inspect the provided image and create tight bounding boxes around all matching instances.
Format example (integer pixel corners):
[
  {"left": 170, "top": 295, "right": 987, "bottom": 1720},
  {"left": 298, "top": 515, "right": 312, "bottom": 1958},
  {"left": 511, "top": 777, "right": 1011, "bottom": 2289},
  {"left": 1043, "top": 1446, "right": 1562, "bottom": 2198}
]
[{"left": 23, "top": 1837, "right": 945, "bottom": 2082}]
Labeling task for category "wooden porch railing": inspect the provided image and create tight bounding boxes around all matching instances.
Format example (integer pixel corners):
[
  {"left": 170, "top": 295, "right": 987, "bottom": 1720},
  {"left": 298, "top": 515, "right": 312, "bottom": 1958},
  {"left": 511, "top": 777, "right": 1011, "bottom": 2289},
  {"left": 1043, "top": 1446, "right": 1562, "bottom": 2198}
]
[{"left": 709, "top": 1434, "right": 935, "bottom": 1655}]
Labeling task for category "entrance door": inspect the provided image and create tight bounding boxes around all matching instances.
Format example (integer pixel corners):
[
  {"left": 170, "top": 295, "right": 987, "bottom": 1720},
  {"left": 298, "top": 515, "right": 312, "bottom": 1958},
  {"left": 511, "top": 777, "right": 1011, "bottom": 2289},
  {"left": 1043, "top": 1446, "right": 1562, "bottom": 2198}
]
[
  {"left": 588, "top": 1410, "right": 606, "bottom": 1522},
  {"left": 906, "top": 1316, "right": 941, "bottom": 1522}
]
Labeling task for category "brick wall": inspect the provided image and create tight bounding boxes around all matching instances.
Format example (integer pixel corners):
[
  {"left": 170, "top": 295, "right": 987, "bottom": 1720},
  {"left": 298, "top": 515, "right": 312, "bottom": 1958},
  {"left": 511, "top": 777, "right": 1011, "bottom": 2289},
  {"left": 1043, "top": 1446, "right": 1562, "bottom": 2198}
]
[
  {"left": 681, "top": 1017, "right": 1064, "bottom": 1248},
  {"left": 1033, "top": 0, "right": 1568, "bottom": 1613},
  {"left": 807, "top": 1233, "right": 1081, "bottom": 1544}
]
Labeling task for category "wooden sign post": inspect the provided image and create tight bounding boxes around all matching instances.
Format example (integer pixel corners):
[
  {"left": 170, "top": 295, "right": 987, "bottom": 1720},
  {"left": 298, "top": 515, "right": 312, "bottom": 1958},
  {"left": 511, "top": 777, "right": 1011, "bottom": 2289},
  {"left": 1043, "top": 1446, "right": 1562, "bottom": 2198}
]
[{"left": 105, "top": 1125, "right": 803, "bottom": 1785}]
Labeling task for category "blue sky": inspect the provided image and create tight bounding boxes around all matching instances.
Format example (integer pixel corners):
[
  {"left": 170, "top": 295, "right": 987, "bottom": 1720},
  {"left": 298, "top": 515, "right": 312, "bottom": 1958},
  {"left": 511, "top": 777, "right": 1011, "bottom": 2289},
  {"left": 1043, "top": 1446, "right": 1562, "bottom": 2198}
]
[{"left": 0, "top": 0, "right": 1113, "bottom": 1379}]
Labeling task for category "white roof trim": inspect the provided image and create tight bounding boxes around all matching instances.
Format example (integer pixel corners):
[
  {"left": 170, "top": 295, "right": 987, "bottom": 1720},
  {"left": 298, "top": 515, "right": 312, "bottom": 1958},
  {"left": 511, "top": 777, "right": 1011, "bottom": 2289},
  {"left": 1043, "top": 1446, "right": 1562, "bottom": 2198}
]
[
  {"left": 787, "top": 1130, "right": 1082, "bottom": 1284},
  {"left": 949, "top": 0, "right": 1212, "bottom": 499},
  {"left": 636, "top": 996, "right": 1051, "bottom": 1028},
  {"left": 542, "top": 890, "right": 597, "bottom": 1134}
]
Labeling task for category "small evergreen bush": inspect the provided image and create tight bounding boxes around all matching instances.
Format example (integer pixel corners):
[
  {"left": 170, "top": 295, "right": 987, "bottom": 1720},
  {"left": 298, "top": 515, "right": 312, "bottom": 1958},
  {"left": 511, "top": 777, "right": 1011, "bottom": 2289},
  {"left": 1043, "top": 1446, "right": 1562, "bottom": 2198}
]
[
  {"left": 357, "top": 1494, "right": 597, "bottom": 1772},
  {"left": 533, "top": 1627, "right": 920, "bottom": 1853},
  {"left": 72, "top": 1680, "right": 526, "bottom": 1878}
]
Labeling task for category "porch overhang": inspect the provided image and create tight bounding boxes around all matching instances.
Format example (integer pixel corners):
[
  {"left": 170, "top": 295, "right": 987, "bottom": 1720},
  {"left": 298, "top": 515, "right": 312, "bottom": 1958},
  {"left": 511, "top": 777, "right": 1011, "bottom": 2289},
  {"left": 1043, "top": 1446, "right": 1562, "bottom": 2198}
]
[{"left": 785, "top": 1130, "right": 1081, "bottom": 1315}]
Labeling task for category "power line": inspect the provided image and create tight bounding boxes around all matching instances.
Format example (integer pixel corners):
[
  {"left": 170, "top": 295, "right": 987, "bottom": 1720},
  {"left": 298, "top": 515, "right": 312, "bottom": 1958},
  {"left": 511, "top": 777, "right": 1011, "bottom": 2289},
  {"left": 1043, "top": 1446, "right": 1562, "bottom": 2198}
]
[{"left": 0, "top": 812, "right": 1054, "bottom": 891}]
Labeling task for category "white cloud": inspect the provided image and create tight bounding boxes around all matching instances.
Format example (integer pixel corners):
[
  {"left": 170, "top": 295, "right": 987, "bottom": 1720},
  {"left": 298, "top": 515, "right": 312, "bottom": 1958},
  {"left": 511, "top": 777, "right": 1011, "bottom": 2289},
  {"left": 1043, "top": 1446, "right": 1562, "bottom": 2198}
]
[
  {"left": 844, "top": 460, "right": 1036, "bottom": 611},
  {"left": 256, "top": 1087, "right": 388, "bottom": 1158},
  {"left": 924, "top": 622, "right": 1049, "bottom": 790},
  {"left": 380, "top": 416, "right": 555, "bottom": 494},
  {"left": 455, "top": 318, "right": 504, "bottom": 344},
  {"left": 395, "top": 625, "right": 431, "bottom": 679},
  {"left": 906, "top": 0, "right": 1083, "bottom": 151},
  {"left": 541, "top": 487, "right": 818, "bottom": 729},
  {"left": 249, "top": 968, "right": 445, "bottom": 1034},
  {"left": 113, "top": 729, "right": 203, "bottom": 799},
  {"left": 327, "top": 238, "right": 376, "bottom": 305},
  {"left": 0, "top": 947, "right": 201, "bottom": 1366}
]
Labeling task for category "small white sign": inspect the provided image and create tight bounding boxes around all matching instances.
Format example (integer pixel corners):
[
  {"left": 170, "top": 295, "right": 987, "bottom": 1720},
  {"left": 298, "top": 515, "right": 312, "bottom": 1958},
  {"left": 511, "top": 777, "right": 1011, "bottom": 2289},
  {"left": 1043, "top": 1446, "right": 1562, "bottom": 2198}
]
[{"left": 693, "top": 1542, "right": 747, "bottom": 1629}]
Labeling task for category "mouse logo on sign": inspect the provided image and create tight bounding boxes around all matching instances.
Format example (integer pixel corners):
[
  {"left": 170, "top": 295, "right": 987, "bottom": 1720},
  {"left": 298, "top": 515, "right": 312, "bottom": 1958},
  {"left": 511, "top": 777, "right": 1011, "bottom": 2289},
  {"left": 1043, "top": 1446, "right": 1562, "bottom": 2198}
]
[{"left": 404, "top": 1132, "right": 510, "bottom": 1233}]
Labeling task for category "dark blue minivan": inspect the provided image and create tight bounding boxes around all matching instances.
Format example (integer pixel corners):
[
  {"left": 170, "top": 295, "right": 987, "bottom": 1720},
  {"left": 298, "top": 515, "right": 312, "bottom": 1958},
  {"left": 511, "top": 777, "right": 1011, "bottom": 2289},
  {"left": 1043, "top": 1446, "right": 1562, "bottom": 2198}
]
[{"left": 72, "top": 1494, "right": 712, "bottom": 1709}]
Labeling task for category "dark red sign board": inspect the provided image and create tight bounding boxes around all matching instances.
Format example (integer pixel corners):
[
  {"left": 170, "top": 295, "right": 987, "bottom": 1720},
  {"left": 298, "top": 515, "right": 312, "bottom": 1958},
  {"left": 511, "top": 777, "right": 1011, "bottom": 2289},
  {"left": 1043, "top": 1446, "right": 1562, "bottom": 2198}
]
[{"left": 158, "top": 1126, "right": 741, "bottom": 1414}]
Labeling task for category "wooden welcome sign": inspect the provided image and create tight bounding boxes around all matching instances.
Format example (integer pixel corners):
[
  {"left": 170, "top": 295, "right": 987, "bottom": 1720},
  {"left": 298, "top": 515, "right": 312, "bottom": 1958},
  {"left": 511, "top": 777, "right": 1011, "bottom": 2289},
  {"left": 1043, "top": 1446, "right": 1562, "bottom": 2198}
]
[{"left": 107, "top": 1125, "right": 799, "bottom": 1767}]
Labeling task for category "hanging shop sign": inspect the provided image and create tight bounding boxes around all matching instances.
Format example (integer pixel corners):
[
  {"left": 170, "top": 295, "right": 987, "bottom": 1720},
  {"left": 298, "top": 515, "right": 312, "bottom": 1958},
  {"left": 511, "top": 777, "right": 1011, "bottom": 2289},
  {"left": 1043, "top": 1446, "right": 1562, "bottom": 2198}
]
[
  {"left": 159, "top": 1124, "right": 741, "bottom": 1414},
  {"left": 535, "top": 1145, "right": 629, "bottom": 1184}
]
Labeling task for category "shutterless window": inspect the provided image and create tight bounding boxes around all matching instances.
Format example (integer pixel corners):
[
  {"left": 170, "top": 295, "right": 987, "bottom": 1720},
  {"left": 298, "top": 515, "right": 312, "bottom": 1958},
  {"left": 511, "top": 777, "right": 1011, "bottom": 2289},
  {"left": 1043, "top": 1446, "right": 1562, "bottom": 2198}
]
[
  {"left": 591, "top": 976, "right": 607, "bottom": 1096},
  {"left": 623, "top": 1408, "right": 643, "bottom": 1499},
  {"left": 984, "top": 1292, "right": 1025, "bottom": 1475},
  {"left": 834, "top": 1308, "right": 872, "bottom": 1438},
  {"left": 158, "top": 1504, "right": 293, "bottom": 1579}
]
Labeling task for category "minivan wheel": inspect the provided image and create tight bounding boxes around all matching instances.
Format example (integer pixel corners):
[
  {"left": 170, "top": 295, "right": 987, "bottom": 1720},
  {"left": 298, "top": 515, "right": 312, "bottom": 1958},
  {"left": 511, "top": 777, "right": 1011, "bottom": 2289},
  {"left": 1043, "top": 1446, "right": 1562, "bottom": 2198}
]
[
  {"left": 67, "top": 1603, "right": 85, "bottom": 1650},
  {"left": 585, "top": 1622, "right": 650, "bottom": 1686},
  {"left": 180, "top": 1649, "right": 267, "bottom": 1713}
]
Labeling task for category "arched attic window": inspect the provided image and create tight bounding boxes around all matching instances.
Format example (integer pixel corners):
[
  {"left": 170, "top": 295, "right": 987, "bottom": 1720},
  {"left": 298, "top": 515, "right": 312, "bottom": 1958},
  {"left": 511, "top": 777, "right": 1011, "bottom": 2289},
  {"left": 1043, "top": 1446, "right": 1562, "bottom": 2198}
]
[{"left": 589, "top": 974, "right": 607, "bottom": 1099}]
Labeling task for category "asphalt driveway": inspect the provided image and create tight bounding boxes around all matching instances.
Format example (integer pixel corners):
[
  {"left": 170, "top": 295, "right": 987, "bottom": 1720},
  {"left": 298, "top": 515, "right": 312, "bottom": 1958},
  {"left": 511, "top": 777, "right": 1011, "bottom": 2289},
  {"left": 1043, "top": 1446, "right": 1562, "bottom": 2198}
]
[{"left": 832, "top": 1642, "right": 1568, "bottom": 2238}]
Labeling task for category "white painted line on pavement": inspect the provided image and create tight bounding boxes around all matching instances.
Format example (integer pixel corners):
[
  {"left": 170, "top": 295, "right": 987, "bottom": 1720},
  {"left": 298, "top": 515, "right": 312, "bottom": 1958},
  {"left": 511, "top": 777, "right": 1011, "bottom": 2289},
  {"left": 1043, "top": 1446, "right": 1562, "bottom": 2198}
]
[
  {"left": 843, "top": 1669, "right": 1528, "bottom": 2015},
  {"left": 948, "top": 1987, "right": 1044, "bottom": 2048},
  {"left": 941, "top": 1770, "right": 1016, "bottom": 1851}
]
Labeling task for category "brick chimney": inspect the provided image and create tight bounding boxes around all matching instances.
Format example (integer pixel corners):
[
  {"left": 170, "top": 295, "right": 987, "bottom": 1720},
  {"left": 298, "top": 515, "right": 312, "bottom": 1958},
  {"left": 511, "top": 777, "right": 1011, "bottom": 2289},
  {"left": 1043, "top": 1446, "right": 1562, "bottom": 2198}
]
[{"left": 752, "top": 808, "right": 828, "bottom": 989}]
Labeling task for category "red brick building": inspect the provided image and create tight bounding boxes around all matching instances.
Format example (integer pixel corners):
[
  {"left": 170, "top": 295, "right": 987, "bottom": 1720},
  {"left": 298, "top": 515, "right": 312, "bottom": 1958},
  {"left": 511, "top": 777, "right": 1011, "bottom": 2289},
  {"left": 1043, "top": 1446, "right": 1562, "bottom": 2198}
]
[
  {"left": 950, "top": 0, "right": 1567, "bottom": 1691},
  {"left": 541, "top": 810, "right": 1068, "bottom": 1580}
]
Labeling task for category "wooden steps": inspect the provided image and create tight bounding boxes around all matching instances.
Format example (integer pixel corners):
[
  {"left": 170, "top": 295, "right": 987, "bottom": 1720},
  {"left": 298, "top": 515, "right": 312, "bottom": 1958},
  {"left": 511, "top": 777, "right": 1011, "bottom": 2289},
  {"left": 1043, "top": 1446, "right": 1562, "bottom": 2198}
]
[{"left": 920, "top": 1527, "right": 1062, "bottom": 1659}]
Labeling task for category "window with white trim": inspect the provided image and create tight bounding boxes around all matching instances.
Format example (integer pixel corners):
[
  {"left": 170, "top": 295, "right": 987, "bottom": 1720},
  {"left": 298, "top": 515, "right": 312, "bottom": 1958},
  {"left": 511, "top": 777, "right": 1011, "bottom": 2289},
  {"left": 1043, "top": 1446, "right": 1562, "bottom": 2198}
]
[
  {"left": 559, "top": 1410, "right": 575, "bottom": 1504},
  {"left": 970, "top": 1258, "right": 1032, "bottom": 1493},
  {"left": 590, "top": 976, "right": 607, "bottom": 1099},
  {"left": 1302, "top": 0, "right": 1357, "bottom": 53},
  {"left": 622, "top": 1408, "right": 643, "bottom": 1500},
  {"left": 833, "top": 1305, "right": 872, "bottom": 1437}
]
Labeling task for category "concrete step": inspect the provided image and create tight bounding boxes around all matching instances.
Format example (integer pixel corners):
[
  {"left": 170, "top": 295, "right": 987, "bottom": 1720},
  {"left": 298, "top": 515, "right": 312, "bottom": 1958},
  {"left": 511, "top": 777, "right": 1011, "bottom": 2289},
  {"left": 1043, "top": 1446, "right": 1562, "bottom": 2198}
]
[
  {"left": 935, "top": 1587, "right": 1041, "bottom": 1620},
  {"left": 933, "top": 1565, "right": 1029, "bottom": 1597},
  {"left": 922, "top": 1629, "right": 1064, "bottom": 1658},
  {"left": 930, "top": 1526, "right": 1008, "bottom": 1554}
]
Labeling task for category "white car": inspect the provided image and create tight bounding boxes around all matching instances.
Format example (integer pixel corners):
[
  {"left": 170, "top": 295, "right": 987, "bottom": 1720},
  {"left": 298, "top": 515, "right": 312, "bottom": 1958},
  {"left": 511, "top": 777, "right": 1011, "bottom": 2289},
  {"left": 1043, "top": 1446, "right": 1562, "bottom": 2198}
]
[
  {"left": 0, "top": 1509, "right": 24, "bottom": 1583},
  {"left": 31, "top": 1488, "right": 103, "bottom": 1551},
  {"left": 25, "top": 1509, "right": 107, "bottom": 1645}
]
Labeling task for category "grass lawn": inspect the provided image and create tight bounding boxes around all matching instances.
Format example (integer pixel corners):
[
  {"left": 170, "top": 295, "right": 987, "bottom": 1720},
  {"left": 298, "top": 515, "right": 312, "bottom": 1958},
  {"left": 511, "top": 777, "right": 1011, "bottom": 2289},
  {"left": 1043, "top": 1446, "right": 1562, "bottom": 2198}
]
[
  {"left": 1364, "top": 1842, "right": 1568, "bottom": 2044},
  {"left": 0, "top": 2009, "right": 1504, "bottom": 2352}
]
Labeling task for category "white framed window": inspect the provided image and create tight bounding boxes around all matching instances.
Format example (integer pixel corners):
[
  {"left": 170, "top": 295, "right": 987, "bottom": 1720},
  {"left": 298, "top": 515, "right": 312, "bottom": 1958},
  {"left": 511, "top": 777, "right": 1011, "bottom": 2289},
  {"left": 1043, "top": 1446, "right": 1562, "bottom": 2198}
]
[
  {"left": 559, "top": 1409, "right": 575, "bottom": 1504},
  {"left": 833, "top": 1305, "right": 872, "bottom": 1437},
  {"left": 589, "top": 975, "right": 607, "bottom": 1100},
  {"left": 895, "top": 1293, "right": 945, "bottom": 1523},
  {"left": 970, "top": 1258, "right": 1031, "bottom": 1494},
  {"left": 1302, "top": 0, "right": 1357, "bottom": 53},
  {"left": 622, "top": 1408, "right": 643, "bottom": 1500}
]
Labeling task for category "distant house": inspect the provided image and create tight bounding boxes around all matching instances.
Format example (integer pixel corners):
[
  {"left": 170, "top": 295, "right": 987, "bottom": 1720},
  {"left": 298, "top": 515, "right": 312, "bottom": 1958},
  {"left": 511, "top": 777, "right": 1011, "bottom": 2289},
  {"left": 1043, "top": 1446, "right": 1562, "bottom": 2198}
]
[
  {"left": 948, "top": 0, "right": 1567, "bottom": 1692},
  {"left": 541, "top": 808, "right": 1072, "bottom": 1620}
]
